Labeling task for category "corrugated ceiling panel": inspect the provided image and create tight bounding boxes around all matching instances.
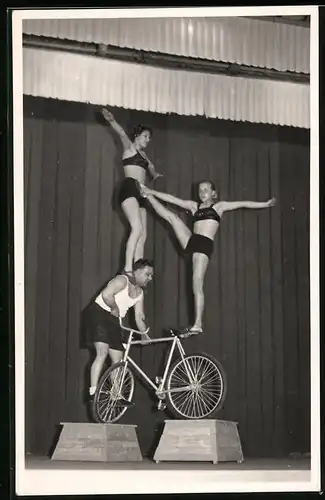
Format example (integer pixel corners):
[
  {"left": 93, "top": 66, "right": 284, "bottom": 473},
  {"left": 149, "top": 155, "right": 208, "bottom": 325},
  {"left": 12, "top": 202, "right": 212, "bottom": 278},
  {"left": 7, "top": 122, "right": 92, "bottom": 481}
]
[
  {"left": 23, "top": 17, "right": 310, "bottom": 73},
  {"left": 23, "top": 47, "right": 310, "bottom": 128}
]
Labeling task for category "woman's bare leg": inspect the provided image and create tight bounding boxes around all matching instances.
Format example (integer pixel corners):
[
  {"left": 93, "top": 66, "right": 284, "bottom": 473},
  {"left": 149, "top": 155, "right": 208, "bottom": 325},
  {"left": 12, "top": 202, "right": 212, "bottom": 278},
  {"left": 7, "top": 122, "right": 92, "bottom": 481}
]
[
  {"left": 191, "top": 253, "right": 210, "bottom": 332},
  {"left": 121, "top": 198, "right": 144, "bottom": 272},
  {"left": 134, "top": 207, "right": 147, "bottom": 262},
  {"left": 146, "top": 194, "right": 191, "bottom": 249}
]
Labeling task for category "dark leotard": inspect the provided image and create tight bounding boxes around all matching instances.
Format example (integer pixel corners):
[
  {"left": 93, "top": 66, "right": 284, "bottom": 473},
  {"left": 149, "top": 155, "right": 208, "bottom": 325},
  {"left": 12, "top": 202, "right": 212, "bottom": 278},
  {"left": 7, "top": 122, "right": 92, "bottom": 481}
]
[
  {"left": 184, "top": 204, "right": 221, "bottom": 259},
  {"left": 122, "top": 151, "right": 149, "bottom": 173},
  {"left": 119, "top": 151, "right": 150, "bottom": 206},
  {"left": 192, "top": 204, "right": 221, "bottom": 224}
]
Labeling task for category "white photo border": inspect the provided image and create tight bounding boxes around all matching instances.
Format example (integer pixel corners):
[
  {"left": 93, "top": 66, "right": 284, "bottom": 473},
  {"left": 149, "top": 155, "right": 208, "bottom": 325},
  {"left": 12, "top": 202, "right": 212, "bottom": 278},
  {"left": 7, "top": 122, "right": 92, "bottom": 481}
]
[{"left": 12, "top": 5, "right": 320, "bottom": 495}]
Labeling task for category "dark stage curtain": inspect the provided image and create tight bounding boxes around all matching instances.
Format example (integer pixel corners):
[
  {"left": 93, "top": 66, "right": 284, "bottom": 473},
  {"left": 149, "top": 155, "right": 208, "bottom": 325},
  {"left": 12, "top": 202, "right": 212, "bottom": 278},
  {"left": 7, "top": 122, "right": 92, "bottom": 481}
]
[{"left": 23, "top": 96, "right": 310, "bottom": 459}]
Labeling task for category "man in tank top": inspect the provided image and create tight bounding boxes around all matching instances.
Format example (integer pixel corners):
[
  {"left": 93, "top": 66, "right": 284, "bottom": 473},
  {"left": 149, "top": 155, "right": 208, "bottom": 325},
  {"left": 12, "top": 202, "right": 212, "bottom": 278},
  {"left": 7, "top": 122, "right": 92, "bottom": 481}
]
[{"left": 86, "top": 259, "right": 154, "bottom": 406}]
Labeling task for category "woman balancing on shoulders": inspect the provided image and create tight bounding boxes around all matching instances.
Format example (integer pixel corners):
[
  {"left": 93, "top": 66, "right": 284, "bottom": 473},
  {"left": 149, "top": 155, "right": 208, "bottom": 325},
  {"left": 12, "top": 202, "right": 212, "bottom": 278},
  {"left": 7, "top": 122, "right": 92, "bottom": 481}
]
[
  {"left": 140, "top": 181, "right": 276, "bottom": 334},
  {"left": 101, "top": 108, "right": 163, "bottom": 274}
]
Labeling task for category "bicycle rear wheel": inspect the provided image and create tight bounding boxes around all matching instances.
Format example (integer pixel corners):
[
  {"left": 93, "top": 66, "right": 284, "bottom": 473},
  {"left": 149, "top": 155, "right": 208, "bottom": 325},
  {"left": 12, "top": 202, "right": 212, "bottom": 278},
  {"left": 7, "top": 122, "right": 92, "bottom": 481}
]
[
  {"left": 165, "top": 353, "right": 227, "bottom": 419},
  {"left": 92, "top": 362, "right": 135, "bottom": 423}
]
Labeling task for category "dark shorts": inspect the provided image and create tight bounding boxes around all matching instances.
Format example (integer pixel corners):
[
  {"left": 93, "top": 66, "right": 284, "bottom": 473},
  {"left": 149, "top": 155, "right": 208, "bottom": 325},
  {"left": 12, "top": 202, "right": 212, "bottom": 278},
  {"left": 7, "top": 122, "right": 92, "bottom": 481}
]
[
  {"left": 185, "top": 234, "right": 214, "bottom": 259},
  {"left": 85, "top": 302, "right": 124, "bottom": 351},
  {"left": 118, "top": 177, "right": 146, "bottom": 208}
]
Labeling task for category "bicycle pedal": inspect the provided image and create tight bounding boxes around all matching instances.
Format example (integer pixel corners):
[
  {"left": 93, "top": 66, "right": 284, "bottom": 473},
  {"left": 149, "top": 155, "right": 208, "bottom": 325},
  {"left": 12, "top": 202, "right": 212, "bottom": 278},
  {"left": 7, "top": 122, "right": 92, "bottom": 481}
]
[{"left": 155, "top": 376, "right": 162, "bottom": 384}]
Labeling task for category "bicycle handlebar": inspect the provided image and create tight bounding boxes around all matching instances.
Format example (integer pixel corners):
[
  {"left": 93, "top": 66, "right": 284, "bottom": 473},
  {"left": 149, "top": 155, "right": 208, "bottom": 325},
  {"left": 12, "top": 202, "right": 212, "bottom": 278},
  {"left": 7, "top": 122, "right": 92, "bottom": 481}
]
[{"left": 119, "top": 317, "right": 150, "bottom": 335}]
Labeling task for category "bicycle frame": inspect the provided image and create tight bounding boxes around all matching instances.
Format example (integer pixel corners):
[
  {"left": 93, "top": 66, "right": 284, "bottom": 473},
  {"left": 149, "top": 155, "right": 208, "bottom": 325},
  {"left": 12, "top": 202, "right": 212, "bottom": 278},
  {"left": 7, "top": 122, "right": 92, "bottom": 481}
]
[
  {"left": 95, "top": 321, "right": 225, "bottom": 423},
  {"left": 116, "top": 320, "right": 195, "bottom": 400}
]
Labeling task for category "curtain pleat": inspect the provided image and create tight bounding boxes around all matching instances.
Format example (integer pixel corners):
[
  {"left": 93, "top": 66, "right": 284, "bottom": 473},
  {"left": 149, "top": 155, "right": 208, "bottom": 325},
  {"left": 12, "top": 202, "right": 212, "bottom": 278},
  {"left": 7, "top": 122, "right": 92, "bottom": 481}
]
[
  {"left": 23, "top": 48, "right": 310, "bottom": 128},
  {"left": 23, "top": 16, "right": 310, "bottom": 73}
]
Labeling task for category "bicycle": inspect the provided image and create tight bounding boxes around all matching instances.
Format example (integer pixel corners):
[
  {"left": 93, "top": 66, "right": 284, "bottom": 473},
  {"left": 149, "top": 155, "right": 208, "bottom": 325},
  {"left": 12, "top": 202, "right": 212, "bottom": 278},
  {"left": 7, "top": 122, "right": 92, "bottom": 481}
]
[{"left": 92, "top": 319, "right": 227, "bottom": 424}]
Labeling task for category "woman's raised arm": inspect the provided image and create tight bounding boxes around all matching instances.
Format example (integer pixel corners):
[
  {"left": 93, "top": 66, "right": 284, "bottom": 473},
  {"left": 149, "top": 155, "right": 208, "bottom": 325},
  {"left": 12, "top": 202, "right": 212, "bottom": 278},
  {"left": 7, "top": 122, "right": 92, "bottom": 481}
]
[{"left": 101, "top": 108, "right": 132, "bottom": 150}]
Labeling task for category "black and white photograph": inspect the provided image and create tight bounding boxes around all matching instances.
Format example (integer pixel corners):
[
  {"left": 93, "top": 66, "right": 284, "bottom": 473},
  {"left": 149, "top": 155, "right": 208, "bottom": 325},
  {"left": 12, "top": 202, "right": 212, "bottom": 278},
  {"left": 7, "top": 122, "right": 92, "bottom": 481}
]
[{"left": 12, "top": 6, "right": 320, "bottom": 495}]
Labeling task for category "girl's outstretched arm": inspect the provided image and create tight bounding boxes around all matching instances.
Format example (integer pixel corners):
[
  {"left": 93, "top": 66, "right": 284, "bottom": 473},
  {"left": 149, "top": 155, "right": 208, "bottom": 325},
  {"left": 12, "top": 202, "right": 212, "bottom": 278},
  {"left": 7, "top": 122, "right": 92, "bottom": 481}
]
[{"left": 218, "top": 197, "right": 276, "bottom": 215}]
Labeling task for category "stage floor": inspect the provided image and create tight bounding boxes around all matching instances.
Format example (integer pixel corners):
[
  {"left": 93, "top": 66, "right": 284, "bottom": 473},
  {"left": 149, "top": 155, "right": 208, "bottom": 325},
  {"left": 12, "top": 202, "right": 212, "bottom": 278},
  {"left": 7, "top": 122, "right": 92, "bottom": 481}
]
[
  {"left": 21, "top": 455, "right": 313, "bottom": 495},
  {"left": 26, "top": 454, "right": 310, "bottom": 471}
]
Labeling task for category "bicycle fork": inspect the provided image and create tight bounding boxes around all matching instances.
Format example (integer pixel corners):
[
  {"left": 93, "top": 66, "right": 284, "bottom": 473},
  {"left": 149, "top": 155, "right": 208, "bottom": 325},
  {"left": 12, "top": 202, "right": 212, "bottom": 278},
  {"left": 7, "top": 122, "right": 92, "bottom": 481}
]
[{"left": 111, "top": 334, "right": 134, "bottom": 399}]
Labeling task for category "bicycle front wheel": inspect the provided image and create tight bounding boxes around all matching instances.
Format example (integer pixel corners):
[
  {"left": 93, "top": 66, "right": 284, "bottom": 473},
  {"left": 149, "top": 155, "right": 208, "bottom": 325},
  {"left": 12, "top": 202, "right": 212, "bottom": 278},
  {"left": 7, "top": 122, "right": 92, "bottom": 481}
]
[
  {"left": 165, "top": 353, "right": 227, "bottom": 419},
  {"left": 92, "top": 362, "right": 135, "bottom": 423}
]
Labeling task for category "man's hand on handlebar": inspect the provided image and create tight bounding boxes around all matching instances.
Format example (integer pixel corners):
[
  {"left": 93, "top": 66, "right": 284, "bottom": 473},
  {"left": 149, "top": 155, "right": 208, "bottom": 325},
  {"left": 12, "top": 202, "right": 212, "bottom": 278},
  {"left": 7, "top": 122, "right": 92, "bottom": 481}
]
[
  {"left": 140, "top": 331, "right": 152, "bottom": 342},
  {"left": 110, "top": 307, "right": 120, "bottom": 318},
  {"left": 119, "top": 318, "right": 150, "bottom": 337},
  {"left": 137, "top": 326, "right": 151, "bottom": 342}
]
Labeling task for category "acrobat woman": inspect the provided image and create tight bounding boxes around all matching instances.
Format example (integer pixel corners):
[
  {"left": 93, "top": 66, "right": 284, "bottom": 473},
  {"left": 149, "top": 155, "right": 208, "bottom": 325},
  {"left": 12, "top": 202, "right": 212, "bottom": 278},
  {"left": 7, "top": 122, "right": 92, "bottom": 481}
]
[
  {"left": 101, "top": 109, "right": 162, "bottom": 274},
  {"left": 141, "top": 181, "right": 276, "bottom": 334}
]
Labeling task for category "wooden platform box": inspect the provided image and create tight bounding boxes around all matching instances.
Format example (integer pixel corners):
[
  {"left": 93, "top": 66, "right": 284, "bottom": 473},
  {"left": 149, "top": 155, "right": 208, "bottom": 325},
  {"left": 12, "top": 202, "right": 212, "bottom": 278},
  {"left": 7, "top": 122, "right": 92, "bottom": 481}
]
[
  {"left": 154, "top": 419, "right": 244, "bottom": 464},
  {"left": 51, "top": 422, "right": 143, "bottom": 462}
]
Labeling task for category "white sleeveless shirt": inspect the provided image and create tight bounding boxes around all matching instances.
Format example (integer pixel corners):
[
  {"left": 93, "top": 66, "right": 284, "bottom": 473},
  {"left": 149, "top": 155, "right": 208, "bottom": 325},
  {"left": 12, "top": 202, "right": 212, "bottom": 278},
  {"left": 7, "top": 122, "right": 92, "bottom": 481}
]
[{"left": 95, "top": 275, "right": 143, "bottom": 318}]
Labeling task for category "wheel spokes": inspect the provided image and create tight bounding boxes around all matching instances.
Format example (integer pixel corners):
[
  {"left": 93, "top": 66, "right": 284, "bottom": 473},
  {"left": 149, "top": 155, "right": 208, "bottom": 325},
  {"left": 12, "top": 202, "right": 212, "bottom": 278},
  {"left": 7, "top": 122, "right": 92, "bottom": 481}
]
[
  {"left": 168, "top": 356, "right": 224, "bottom": 418},
  {"left": 95, "top": 365, "right": 134, "bottom": 423}
]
